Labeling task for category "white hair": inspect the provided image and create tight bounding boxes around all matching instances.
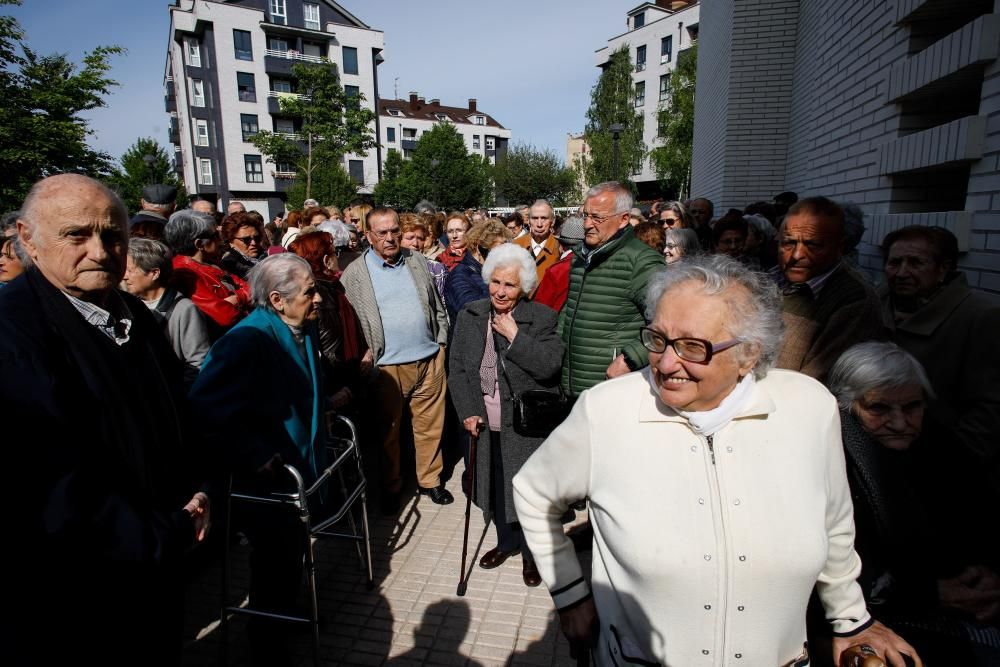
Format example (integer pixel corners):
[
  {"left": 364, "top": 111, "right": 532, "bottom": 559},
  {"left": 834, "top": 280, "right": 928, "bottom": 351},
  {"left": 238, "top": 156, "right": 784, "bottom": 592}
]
[
  {"left": 585, "top": 181, "right": 633, "bottom": 215},
  {"left": 248, "top": 253, "right": 313, "bottom": 310},
  {"left": 480, "top": 243, "right": 538, "bottom": 294},
  {"left": 828, "top": 342, "right": 935, "bottom": 411},
  {"left": 645, "top": 255, "right": 784, "bottom": 378}
]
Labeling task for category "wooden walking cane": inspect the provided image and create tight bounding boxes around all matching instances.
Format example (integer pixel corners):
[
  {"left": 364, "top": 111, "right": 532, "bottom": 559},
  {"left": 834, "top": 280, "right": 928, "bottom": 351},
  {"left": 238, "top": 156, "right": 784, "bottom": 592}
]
[{"left": 457, "top": 422, "right": 483, "bottom": 596}]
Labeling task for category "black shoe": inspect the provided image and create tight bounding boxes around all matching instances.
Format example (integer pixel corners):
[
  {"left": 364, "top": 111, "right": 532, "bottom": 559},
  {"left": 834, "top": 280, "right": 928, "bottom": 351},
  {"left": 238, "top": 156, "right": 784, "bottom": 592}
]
[
  {"left": 379, "top": 491, "right": 401, "bottom": 516},
  {"left": 418, "top": 485, "right": 454, "bottom": 505},
  {"left": 522, "top": 557, "right": 542, "bottom": 587},
  {"left": 479, "top": 545, "right": 520, "bottom": 569}
]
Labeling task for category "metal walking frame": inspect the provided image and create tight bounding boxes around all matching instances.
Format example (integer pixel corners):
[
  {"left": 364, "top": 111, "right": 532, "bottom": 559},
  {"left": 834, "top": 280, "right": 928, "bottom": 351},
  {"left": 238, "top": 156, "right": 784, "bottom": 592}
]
[{"left": 219, "top": 414, "right": 374, "bottom": 666}]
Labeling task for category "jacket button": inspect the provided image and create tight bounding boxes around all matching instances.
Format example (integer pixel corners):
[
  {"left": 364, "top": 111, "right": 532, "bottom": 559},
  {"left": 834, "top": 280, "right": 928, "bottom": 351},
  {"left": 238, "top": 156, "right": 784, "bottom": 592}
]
[
  {"left": 735, "top": 653, "right": 742, "bottom": 659},
  {"left": 704, "top": 554, "right": 711, "bottom": 561},
  {"left": 702, "top": 649, "right": 710, "bottom": 655},
  {"left": 704, "top": 604, "right": 711, "bottom": 610},
  {"left": 739, "top": 555, "right": 746, "bottom": 561},
  {"left": 737, "top": 605, "right": 745, "bottom": 611},
  {"left": 698, "top": 498, "right": 705, "bottom": 505}
]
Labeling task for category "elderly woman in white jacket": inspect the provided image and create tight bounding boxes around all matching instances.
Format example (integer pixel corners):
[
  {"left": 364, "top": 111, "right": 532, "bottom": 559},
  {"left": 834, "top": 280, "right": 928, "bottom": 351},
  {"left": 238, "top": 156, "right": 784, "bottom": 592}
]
[{"left": 512, "top": 256, "right": 921, "bottom": 667}]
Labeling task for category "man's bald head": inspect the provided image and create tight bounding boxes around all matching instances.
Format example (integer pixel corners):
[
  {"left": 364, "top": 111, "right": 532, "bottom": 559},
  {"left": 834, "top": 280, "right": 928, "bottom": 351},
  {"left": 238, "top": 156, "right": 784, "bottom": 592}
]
[
  {"left": 18, "top": 174, "right": 128, "bottom": 302},
  {"left": 191, "top": 199, "right": 215, "bottom": 214}
]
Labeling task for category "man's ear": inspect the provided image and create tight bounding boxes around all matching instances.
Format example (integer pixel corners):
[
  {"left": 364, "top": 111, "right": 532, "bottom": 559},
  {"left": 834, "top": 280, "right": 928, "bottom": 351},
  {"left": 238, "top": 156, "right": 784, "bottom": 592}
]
[{"left": 16, "top": 219, "right": 37, "bottom": 261}]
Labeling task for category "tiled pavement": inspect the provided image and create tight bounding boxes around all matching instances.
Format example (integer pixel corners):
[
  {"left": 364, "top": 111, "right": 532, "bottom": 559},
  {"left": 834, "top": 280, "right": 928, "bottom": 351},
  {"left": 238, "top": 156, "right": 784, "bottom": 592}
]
[{"left": 180, "top": 465, "right": 587, "bottom": 666}]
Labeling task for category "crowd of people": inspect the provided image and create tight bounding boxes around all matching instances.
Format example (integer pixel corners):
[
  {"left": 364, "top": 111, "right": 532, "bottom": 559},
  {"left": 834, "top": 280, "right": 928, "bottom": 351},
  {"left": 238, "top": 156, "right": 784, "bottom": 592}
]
[{"left": 1, "top": 173, "right": 997, "bottom": 666}]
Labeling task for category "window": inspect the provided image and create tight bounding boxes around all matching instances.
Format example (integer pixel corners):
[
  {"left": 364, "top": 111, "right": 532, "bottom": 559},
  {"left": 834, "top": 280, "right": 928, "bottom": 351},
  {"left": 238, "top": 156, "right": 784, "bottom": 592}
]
[
  {"left": 199, "top": 158, "right": 213, "bottom": 185},
  {"left": 474, "top": 115, "right": 485, "bottom": 125},
  {"left": 636, "top": 45, "right": 646, "bottom": 72},
  {"left": 234, "top": 30, "right": 253, "bottom": 61},
  {"left": 386, "top": 127, "right": 395, "bottom": 142},
  {"left": 402, "top": 128, "right": 417, "bottom": 140},
  {"left": 237, "top": 72, "right": 256, "bottom": 102},
  {"left": 195, "top": 119, "right": 209, "bottom": 147},
  {"left": 342, "top": 46, "right": 358, "bottom": 75},
  {"left": 269, "top": 0, "right": 286, "bottom": 25},
  {"left": 485, "top": 137, "right": 495, "bottom": 151},
  {"left": 345, "top": 85, "right": 360, "bottom": 109},
  {"left": 245, "top": 155, "right": 264, "bottom": 183},
  {"left": 387, "top": 108, "right": 402, "bottom": 117},
  {"left": 435, "top": 113, "right": 449, "bottom": 121},
  {"left": 190, "top": 78, "right": 205, "bottom": 107},
  {"left": 272, "top": 79, "right": 292, "bottom": 93},
  {"left": 302, "top": 43, "right": 322, "bottom": 59},
  {"left": 661, "top": 36, "right": 672, "bottom": 63},
  {"left": 268, "top": 37, "right": 289, "bottom": 52},
  {"left": 633, "top": 11, "right": 645, "bottom": 29},
  {"left": 635, "top": 81, "right": 645, "bottom": 107},
  {"left": 472, "top": 135, "right": 480, "bottom": 150},
  {"left": 348, "top": 160, "right": 364, "bottom": 184},
  {"left": 276, "top": 161, "right": 294, "bottom": 174},
  {"left": 240, "top": 114, "right": 259, "bottom": 141},
  {"left": 275, "top": 119, "right": 295, "bottom": 134},
  {"left": 186, "top": 39, "right": 201, "bottom": 67},
  {"left": 659, "top": 74, "right": 670, "bottom": 101},
  {"left": 303, "top": 3, "right": 320, "bottom": 31},
  {"left": 633, "top": 156, "right": 643, "bottom": 176}
]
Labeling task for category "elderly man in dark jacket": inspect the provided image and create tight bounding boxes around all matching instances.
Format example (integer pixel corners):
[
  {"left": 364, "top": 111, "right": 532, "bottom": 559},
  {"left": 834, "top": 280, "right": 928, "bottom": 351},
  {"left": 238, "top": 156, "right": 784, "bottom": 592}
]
[{"left": 0, "top": 175, "right": 207, "bottom": 666}]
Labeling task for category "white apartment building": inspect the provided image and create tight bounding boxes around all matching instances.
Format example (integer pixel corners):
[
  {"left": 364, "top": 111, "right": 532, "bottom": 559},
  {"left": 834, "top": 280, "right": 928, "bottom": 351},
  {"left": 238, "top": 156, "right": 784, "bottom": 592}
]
[
  {"left": 378, "top": 93, "right": 511, "bottom": 168},
  {"left": 165, "top": 0, "right": 383, "bottom": 218},
  {"left": 594, "top": 1, "right": 700, "bottom": 198}
]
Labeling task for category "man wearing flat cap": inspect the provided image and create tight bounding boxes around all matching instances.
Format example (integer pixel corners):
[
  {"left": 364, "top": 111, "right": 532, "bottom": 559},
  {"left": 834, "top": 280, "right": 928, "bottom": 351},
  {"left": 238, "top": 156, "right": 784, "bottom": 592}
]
[{"left": 129, "top": 183, "right": 178, "bottom": 230}]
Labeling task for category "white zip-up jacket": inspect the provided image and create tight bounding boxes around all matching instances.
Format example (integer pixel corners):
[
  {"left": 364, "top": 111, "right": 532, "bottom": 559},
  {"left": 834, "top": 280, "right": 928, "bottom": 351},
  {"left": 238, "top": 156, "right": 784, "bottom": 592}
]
[{"left": 513, "top": 368, "right": 871, "bottom": 666}]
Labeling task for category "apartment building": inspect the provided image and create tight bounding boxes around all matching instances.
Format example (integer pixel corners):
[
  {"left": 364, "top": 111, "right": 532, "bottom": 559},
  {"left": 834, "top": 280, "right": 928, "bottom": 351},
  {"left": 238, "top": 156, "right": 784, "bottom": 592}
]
[
  {"left": 165, "top": 0, "right": 383, "bottom": 218},
  {"left": 594, "top": 1, "right": 700, "bottom": 198},
  {"left": 378, "top": 93, "right": 511, "bottom": 168},
  {"left": 691, "top": 0, "right": 1000, "bottom": 297}
]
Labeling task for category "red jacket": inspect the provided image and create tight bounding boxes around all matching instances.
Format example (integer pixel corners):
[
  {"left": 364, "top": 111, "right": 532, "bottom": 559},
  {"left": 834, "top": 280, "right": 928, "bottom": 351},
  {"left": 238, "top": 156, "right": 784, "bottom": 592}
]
[
  {"left": 438, "top": 246, "right": 466, "bottom": 271},
  {"left": 532, "top": 253, "right": 572, "bottom": 312},
  {"left": 171, "top": 255, "right": 251, "bottom": 329}
]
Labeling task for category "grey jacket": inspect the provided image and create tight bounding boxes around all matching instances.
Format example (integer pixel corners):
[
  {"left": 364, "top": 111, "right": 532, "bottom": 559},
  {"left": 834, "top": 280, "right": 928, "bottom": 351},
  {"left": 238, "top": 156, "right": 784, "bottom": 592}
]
[{"left": 341, "top": 247, "right": 449, "bottom": 364}]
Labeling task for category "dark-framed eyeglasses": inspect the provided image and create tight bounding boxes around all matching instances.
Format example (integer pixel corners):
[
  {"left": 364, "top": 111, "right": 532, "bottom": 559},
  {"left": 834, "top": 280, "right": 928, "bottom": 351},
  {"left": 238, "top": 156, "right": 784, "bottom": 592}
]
[
  {"left": 581, "top": 210, "right": 627, "bottom": 223},
  {"left": 640, "top": 326, "right": 741, "bottom": 364},
  {"left": 234, "top": 234, "right": 261, "bottom": 244}
]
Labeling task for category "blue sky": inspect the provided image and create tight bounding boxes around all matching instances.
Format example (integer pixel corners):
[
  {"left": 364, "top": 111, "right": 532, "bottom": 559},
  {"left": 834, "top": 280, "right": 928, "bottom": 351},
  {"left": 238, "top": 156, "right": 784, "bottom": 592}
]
[{"left": 11, "top": 0, "right": 639, "bottom": 166}]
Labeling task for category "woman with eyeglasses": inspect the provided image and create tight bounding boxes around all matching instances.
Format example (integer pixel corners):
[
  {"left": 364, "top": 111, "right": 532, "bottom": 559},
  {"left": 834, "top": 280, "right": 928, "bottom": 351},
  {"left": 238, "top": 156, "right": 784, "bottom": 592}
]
[
  {"left": 443, "top": 219, "right": 512, "bottom": 325},
  {"left": 513, "top": 255, "right": 922, "bottom": 667},
  {"left": 0, "top": 211, "right": 24, "bottom": 286},
  {"left": 219, "top": 211, "right": 266, "bottom": 279},
  {"left": 658, "top": 200, "right": 694, "bottom": 229},
  {"left": 439, "top": 212, "right": 472, "bottom": 271},
  {"left": 663, "top": 227, "right": 701, "bottom": 264}
]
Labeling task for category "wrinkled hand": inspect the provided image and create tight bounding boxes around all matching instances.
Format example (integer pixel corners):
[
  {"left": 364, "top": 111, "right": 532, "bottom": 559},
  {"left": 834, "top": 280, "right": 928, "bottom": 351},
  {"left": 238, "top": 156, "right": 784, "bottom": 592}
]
[
  {"left": 605, "top": 354, "right": 631, "bottom": 379},
  {"left": 559, "top": 598, "right": 599, "bottom": 660},
  {"left": 183, "top": 492, "right": 211, "bottom": 542},
  {"left": 832, "top": 620, "right": 922, "bottom": 667},
  {"left": 463, "top": 416, "right": 485, "bottom": 437},
  {"left": 938, "top": 565, "right": 1000, "bottom": 623},
  {"left": 491, "top": 312, "right": 518, "bottom": 342}
]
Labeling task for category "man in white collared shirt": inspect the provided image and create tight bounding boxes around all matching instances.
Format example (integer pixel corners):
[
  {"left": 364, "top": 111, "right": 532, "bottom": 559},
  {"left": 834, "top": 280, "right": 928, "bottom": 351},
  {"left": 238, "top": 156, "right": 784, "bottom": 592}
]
[{"left": 515, "top": 199, "right": 562, "bottom": 285}]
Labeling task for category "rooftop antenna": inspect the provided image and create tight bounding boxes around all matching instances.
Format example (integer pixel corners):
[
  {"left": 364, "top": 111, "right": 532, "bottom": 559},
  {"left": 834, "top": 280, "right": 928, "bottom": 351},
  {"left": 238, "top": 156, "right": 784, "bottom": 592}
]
[{"left": 394, "top": 77, "right": 399, "bottom": 100}]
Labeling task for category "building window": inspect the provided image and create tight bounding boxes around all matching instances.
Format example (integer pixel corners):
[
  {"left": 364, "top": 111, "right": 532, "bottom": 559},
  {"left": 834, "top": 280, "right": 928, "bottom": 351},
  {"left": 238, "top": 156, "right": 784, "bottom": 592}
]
[
  {"left": 435, "top": 113, "right": 449, "bottom": 121},
  {"left": 403, "top": 128, "right": 417, "bottom": 140},
  {"left": 186, "top": 39, "right": 201, "bottom": 67},
  {"left": 344, "top": 85, "right": 359, "bottom": 109},
  {"left": 633, "top": 156, "right": 643, "bottom": 176},
  {"left": 472, "top": 135, "right": 480, "bottom": 150},
  {"left": 633, "top": 11, "right": 645, "bottom": 29},
  {"left": 190, "top": 78, "right": 205, "bottom": 107},
  {"left": 474, "top": 115, "right": 485, "bottom": 125},
  {"left": 348, "top": 160, "right": 364, "bottom": 184},
  {"left": 387, "top": 108, "right": 402, "bottom": 117},
  {"left": 272, "top": 79, "right": 292, "bottom": 94},
  {"left": 199, "top": 158, "right": 213, "bottom": 185},
  {"left": 275, "top": 118, "right": 295, "bottom": 134},
  {"left": 386, "top": 127, "right": 395, "bottom": 142},
  {"left": 269, "top": 0, "right": 286, "bottom": 25},
  {"left": 485, "top": 136, "right": 495, "bottom": 151},
  {"left": 241, "top": 114, "right": 259, "bottom": 141},
  {"left": 302, "top": 43, "right": 322, "bottom": 59},
  {"left": 636, "top": 45, "right": 646, "bottom": 72},
  {"left": 659, "top": 74, "right": 670, "bottom": 101},
  {"left": 268, "top": 37, "right": 289, "bottom": 52},
  {"left": 195, "top": 119, "right": 209, "bottom": 147},
  {"left": 276, "top": 161, "right": 294, "bottom": 174},
  {"left": 635, "top": 81, "right": 645, "bottom": 107},
  {"left": 342, "top": 46, "right": 358, "bottom": 75},
  {"left": 245, "top": 155, "right": 264, "bottom": 183},
  {"left": 661, "top": 36, "right": 672, "bottom": 63},
  {"left": 403, "top": 148, "right": 414, "bottom": 159},
  {"left": 303, "top": 3, "right": 320, "bottom": 31},
  {"left": 233, "top": 30, "right": 253, "bottom": 61},
  {"left": 237, "top": 72, "right": 256, "bottom": 102}
]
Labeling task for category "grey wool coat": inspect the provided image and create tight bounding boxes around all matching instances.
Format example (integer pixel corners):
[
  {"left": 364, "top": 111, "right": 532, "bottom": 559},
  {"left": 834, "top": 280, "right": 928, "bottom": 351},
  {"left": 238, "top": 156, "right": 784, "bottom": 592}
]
[{"left": 448, "top": 298, "right": 564, "bottom": 524}]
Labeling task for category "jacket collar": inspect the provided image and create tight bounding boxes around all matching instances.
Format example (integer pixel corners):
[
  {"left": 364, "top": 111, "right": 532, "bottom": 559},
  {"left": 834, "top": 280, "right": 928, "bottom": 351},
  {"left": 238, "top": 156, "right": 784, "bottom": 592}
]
[
  {"left": 575, "top": 225, "right": 633, "bottom": 268},
  {"left": 464, "top": 298, "right": 536, "bottom": 323},
  {"left": 879, "top": 272, "right": 972, "bottom": 336},
  {"left": 636, "top": 367, "right": 777, "bottom": 423}
]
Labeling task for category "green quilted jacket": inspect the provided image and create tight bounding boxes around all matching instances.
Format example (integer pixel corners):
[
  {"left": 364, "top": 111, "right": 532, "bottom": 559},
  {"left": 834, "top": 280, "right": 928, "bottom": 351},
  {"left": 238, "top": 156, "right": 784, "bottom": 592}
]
[{"left": 558, "top": 226, "right": 665, "bottom": 396}]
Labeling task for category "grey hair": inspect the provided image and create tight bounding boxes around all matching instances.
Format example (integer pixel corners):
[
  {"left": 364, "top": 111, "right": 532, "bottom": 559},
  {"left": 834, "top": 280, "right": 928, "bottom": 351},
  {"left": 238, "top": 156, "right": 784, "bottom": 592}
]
[
  {"left": 828, "top": 342, "right": 935, "bottom": 411},
  {"left": 318, "top": 219, "right": 352, "bottom": 247},
  {"left": 127, "top": 238, "right": 173, "bottom": 282},
  {"left": 1, "top": 210, "right": 20, "bottom": 236},
  {"left": 481, "top": 243, "right": 538, "bottom": 294},
  {"left": 644, "top": 255, "right": 784, "bottom": 378},
  {"left": 664, "top": 227, "right": 701, "bottom": 257},
  {"left": 164, "top": 209, "right": 217, "bottom": 256},
  {"left": 585, "top": 181, "right": 633, "bottom": 215},
  {"left": 530, "top": 199, "right": 554, "bottom": 216},
  {"left": 414, "top": 199, "right": 437, "bottom": 215},
  {"left": 247, "top": 253, "right": 313, "bottom": 310}
]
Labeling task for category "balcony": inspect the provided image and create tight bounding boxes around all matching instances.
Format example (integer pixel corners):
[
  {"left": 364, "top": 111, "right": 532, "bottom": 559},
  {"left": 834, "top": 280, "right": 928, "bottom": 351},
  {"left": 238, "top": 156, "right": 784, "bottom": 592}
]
[
  {"left": 400, "top": 138, "right": 418, "bottom": 151},
  {"left": 265, "top": 49, "right": 325, "bottom": 63},
  {"left": 165, "top": 94, "right": 176, "bottom": 113},
  {"left": 267, "top": 91, "right": 309, "bottom": 115}
]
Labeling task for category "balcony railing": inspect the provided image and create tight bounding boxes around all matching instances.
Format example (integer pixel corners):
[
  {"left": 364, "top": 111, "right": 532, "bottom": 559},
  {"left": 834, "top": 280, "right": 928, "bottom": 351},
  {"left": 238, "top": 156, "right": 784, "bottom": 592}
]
[
  {"left": 276, "top": 132, "right": 303, "bottom": 140},
  {"left": 265, "top": 49, "right": 325, "bottom": 63},
  {"left": 268, "top": 91, "right": 310, "bottom": 101},
  {"left": 272, "top": 170, "right": 297, "bottom": 179}
]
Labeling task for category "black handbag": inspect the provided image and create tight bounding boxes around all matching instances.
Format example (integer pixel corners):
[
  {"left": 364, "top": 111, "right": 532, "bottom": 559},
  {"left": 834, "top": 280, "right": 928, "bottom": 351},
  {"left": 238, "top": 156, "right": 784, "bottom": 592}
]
[{"left": 496, "top": 343, "right": 574, "bottom": 438}]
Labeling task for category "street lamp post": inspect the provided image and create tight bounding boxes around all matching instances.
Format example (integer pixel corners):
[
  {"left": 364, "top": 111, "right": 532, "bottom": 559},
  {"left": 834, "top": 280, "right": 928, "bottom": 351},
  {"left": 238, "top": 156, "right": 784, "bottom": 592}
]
[
  {"left": 142, "top": 154, "right": 156, "bottom": 185},
  {"left": 609, "top": 123, "right": 625, "bottom": 182}
]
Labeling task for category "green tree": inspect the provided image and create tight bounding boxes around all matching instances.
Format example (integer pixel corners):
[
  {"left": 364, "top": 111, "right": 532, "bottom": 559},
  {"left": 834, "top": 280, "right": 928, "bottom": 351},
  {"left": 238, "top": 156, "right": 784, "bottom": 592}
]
[
  {"left": 0, "top": 0, "right": 123, "bottom": 211},
  {"left": 284, "top": 161, "right": 356, "bottom": 210},
  {"left": 106, "top": 137, "right": 187, "bottom": 214},
  {"left": 250, "top": 60, "right": 376, "bottom": 200},
  {"left": 582, "top": 45, "right": 646, "bottom": 190},
  {"left": 374, "top": 123, "right": 493, "bottom": 210},
  {"left": 372, "top": 148, "right": 407, "bottom": 209},
  {"left": 493, "top": 143, "right": 579, "bottom": 206},
  {"left": 650, "top": 42, "right": 697, "bottom": 199}
]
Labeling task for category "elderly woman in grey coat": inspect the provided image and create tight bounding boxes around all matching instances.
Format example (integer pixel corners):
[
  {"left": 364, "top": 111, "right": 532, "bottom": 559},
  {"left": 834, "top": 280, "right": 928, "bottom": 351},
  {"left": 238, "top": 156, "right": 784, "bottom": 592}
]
[{"left": 448, "top": 243, "right": 563, "bottom": 588}]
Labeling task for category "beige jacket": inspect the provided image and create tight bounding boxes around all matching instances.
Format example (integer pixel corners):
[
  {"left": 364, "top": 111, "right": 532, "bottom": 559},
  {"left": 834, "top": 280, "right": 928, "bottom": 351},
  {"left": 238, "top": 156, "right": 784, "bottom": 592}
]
[{"left": 513, "top": 369, "right": 870, "bottom": 667}]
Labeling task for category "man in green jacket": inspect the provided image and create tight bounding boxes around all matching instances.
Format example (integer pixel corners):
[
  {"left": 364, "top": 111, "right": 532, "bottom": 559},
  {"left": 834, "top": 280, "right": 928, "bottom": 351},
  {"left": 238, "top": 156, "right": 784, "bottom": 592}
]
[{"left": 558, "top": 182, "right": 665, "bottom": 396}]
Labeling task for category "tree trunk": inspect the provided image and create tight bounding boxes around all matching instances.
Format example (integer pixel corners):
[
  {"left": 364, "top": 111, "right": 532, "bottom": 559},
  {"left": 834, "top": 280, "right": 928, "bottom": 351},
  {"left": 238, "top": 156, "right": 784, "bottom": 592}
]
[{"left": 306, "top": 133, "right": 313, "bottom": 199}]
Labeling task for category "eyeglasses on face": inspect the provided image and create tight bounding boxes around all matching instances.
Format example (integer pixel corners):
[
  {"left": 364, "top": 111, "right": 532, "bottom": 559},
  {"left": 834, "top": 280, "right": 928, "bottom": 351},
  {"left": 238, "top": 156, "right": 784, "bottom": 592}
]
[
  {"left": 234, "top": 234, "right": 261, "bottom": 244},
  {"left": 581, "top": 210, "right": 627, "bottom": 223},
  {"left": 640, "top": 326, "right": 741, "bottom": 364},
  {"left": 371, "top": 227, "right": 402, "bottom": 239}
]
